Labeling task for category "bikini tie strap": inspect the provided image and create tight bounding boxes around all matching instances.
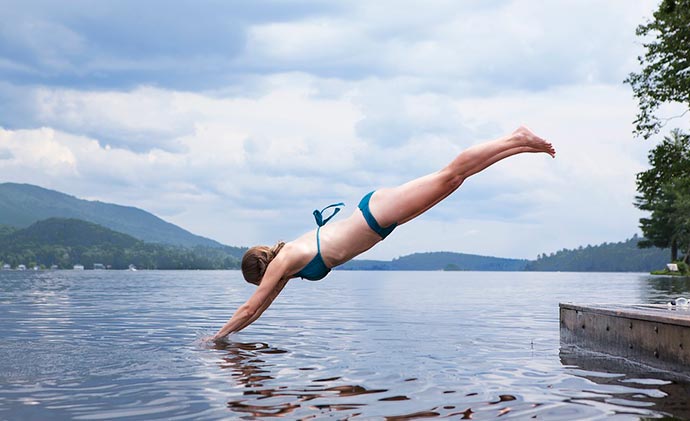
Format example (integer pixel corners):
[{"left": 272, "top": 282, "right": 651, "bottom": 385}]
[{"left": 313, "top": 202, "right": 345, "bottom": 227}]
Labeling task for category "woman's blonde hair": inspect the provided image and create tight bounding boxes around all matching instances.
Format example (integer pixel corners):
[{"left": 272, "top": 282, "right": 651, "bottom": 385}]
[{"left": 241, "top": 242, "right": 285, "bottom": 286}]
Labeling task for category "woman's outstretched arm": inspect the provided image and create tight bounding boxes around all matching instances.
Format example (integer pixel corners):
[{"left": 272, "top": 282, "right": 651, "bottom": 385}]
[{"left": 212, "top": 254, "right": 290, "bottom": 340}]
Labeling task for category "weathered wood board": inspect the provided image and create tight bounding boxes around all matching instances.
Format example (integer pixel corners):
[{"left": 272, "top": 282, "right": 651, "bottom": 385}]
[{"left": 560, "top": 303, "right": 690, "bottom": 373}]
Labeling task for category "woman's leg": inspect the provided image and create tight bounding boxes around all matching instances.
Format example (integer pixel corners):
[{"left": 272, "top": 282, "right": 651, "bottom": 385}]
[{"left": 369, "top": 126, "right": 555, "bottom": 227}]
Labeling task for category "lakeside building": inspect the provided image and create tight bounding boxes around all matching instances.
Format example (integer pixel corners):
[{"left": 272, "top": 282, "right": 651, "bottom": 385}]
[
  {"left": 73, "top": 264, "right": 84, "bottom": 270},
  {"left": 2, "top": 264, "right": 10, "bottom": 270},
  {"left": 17, "top": 264, "right": 26, "bottom": 271},
  {"left": 93, "top": 263, "right": 105, "bottom": 270}
]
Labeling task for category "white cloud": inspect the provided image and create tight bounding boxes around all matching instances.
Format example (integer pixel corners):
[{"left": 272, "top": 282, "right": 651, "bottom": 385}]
[
  {"left": 33, "top": 86, "right": 196, "bottom": 151},
  {"left": 0, "top": 128, "right": 78, "bottom": 177},
  {"left": 0, "top": 78, "right": 656, "bottom": 259},
  {"left": 0, "top": 0, "right": 665, "bottom": 260},
  {"left": 248, "top": 20, "right": 364, "bottom": 62},
  {"left": 0, "top": 79, "right": 370, "bottom": 244},
  {"left": 239, "top": 0, "right": 657, "bottom": 91}
]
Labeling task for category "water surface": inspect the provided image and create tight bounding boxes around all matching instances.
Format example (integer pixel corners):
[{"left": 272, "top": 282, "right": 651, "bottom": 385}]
[{"left": 2, "top": 270, "right": 690, "bottom": 420}]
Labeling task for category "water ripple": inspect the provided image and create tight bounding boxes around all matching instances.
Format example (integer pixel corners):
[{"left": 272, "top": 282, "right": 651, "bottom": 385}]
[{"left": 1, "top": 270, "right": 690, "bottom": 419}]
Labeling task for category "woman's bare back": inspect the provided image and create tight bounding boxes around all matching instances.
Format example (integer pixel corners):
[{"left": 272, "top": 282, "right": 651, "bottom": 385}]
[{"left": 287, "top": 209, "right": 383, "bottom": 274}]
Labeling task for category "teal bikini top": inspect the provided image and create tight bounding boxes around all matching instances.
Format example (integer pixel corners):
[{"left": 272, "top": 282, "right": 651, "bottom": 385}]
[{"left": 293, "top": 202, "right": 344, "bottom": 281}]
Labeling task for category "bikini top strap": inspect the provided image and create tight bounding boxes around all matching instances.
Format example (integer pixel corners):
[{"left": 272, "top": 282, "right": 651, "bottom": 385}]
[
  {"left": 316, "top": 226, "right": 322, "bottom": 253},
  {"left": 312, "top": 202, "right": 345, "bottom": 227},
  {"left": 313, "top": 202, "right": 344, "bottom": 254}
]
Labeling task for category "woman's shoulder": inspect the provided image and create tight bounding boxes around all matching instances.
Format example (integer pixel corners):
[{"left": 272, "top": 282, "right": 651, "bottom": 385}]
[{"left": 278, "top": 240, "right": 314, "bottom": 273}]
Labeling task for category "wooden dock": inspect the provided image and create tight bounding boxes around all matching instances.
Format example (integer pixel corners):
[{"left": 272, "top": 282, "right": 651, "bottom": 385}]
[{"left": 560, "top": 303, "right": 690, "bottom": 373}]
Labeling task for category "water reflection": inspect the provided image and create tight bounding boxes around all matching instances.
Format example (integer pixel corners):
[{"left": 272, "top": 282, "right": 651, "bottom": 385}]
[
  {"left": 9, "top": 271, "right": 690, "bottom": 419},
  {"left": 641, "top": 275, "right": 690, "bottom": 304},
  {"left": 212, "top": 340, "right": 377, "bottom": 418},
  {"left": 560, "top": 345, "right": 690, "bottom": 420},
  {"left": 210, "top": 340, "right": 525, "bottom": 419}
]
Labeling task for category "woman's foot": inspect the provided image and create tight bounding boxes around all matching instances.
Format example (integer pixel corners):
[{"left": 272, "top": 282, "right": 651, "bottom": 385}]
[{"left": 512, "top": 126, "right": 556, "bottom": 158}]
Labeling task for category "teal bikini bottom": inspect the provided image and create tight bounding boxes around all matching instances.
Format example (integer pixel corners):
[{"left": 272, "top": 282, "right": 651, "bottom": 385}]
[{"left": 358, "top": 191, "right": 397, "bottom": 240}]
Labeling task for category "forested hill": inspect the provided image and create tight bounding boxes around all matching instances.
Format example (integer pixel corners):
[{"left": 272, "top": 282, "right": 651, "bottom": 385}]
[
  {"left": 525, "top": 235, "right": 668, "bottom": 272},
  {"left": 0, "top": 183, "right": 224, "bottom": 248},
  {"left": 338, "top": 251, "right": 528, "bottom": 271},
  {"left": 0, "top": 218, "right": 241, "bottom": 270}
]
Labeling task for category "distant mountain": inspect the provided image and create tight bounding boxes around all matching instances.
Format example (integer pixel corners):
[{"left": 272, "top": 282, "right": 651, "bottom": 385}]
[
  {"left": 0, "top": 183, "right": 226, "bottom": 249},
  {"left": 0, "top": 218, "right": 241, "bottom": 270},
  {"left": 0, "top": 182, "right": 671, "bottom": 273},
  {"left": 338, "top": 251, "right": 528, "bottom": 271},
  {"left": 525, "top": 235, "right": 668, "bottom": 272}
]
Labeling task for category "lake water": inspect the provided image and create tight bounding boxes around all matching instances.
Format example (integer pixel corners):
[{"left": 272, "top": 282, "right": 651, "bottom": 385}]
[{"left": 2, "top": 270, "right": 690, "bottom": 420}]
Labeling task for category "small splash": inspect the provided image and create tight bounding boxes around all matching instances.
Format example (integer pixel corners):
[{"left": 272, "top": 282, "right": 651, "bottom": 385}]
[{"left": 193, "top": 332, "right": 218, "bottom": 348}]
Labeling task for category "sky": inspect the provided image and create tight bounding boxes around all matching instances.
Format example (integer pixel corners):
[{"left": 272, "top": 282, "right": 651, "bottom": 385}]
[{"left": 0, "top": 0, "right": 670, "bottom": 260}]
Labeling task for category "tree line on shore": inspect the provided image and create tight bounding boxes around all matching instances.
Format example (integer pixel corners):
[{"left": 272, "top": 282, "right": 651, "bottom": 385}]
[
  {"left": 0, "top": 217, "right": 671, "bottom": 273},
  {"left": 525, "top": 235, "right": 668, "bottom": 272}
]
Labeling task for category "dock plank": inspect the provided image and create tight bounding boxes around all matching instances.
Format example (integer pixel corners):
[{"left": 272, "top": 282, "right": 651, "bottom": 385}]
[{"left": 560, "top": 303, "right": 690, "bottom": 373}]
